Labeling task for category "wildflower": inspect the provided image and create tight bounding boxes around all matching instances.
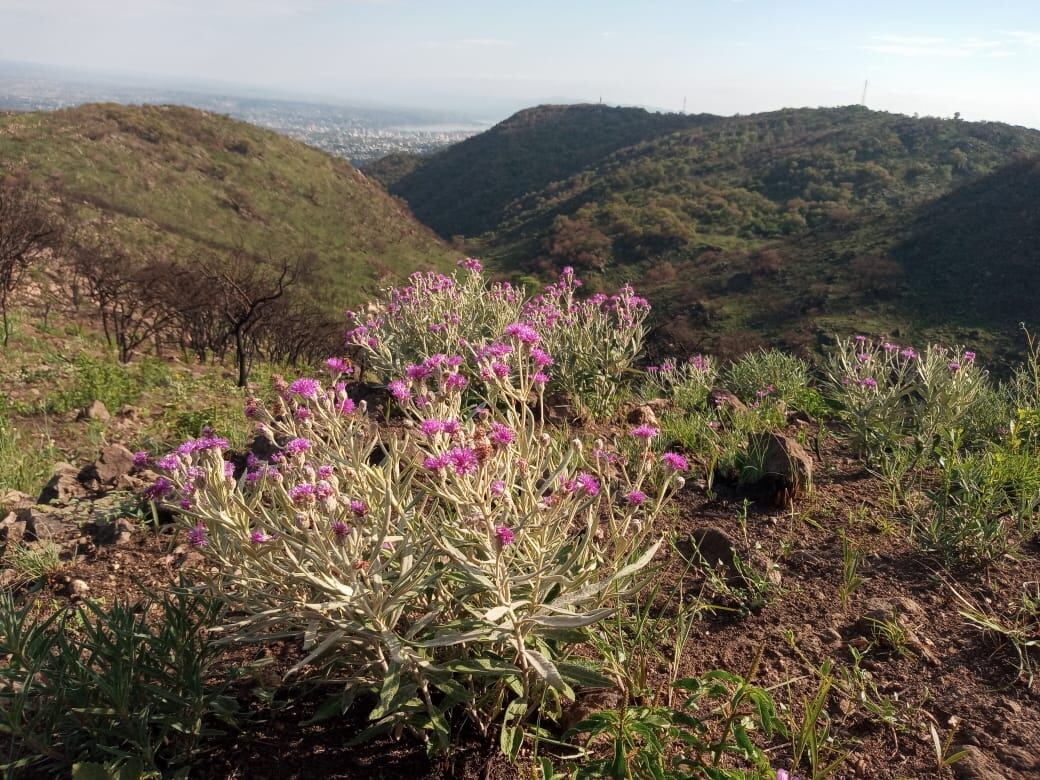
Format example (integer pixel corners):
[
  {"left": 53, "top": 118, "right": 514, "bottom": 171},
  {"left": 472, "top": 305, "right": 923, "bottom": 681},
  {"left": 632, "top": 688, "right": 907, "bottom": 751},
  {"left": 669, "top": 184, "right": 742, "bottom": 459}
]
[
  {"left": 424, "top": 454, "right": 449, "bottom": 472},
  {"left": 854, "top": 335, "right": 867, "bottom": 343},
  {"left": 531, "top": 347, "right": 554, "bottom": 368},
  {"left": 350, "top": 499, "right": 367, "bottom": 517},
  {"left": 856, "top": 353, "right": 870, "bottom": 363},
  {"left": 532, "top": 372, "right": 550, "bottom": 386},
  {"left": 458, "top": 257, "right": 483, "bottom": 272},
  {"left": 882, "top": 342, "right": 898, "bottom": 352},
  {"left": 629, "top": 425, "right": 659, "bottom": 440},
  {"left": 294, "top": 406, "right": 311, "bottom": 420},
  {"left": 489, "top": 422, "right": 515, "bottom": 446},
  {"left": 284, "top": 437, "right": 311, "bottom": 455},
  {"left": 143, "top": 476, "right": 172, "bottom": 501},
  {"left": 387, "top": 379, "right": 412, "bottom": 401},
  {"left": 420, "top": 419, "right": 444, "bottom": 436},
  {"left": 326, "top": 357, "right": 351, "bottom": 375},
  {"left": 948, "top": 360, "right": 961, "bottom": 372},
  {"left": 187, "top": 523, "right": 208, "bottom": 548},
  {"left": 289, "top": 483, "right": 316, "bottom": 505},
  {"left": 859, "top": 377, "right": 878, "bottom": 389},
  {"left": 490, "top": 362, "right": 510, "bottom": 378},
  {"left": 250, "top": 529, "right": 272, "bottom": 544},
  {"left": 223, "top": 461, "right": 236, "bottom": 479},
  {"left": 495, "top": 525, "right": 515, "bottom": 547},
  {"left": 490, "top": 479, "right": 506, "bottom": 496},
  {"left": 448, "top": 446, "right": 479, "bottom": 476},
  {"left": 576, "top": 472, "right": 600, "bottom": 496},
  {"left": 662, "top": 452, "right": 688, "bottom": 472},
  {"left": 443, "top": 373, "right": 467, "bottom": 392},
  {"left": 626, "top": 490, "right": 648, "bottom": 505},
  {"left": 756, "top": 384, "right": 775, "bottom": 399},
  {"left": 338, "top": 397, "right": 356, "bottom": 415},
  {"left": 132, "top": 451, "right": 150, "bottom": 468},
  {"left": 963, "top": 350, "right": 976, "bottom": 363},
  {"left": 405, "top": 363, "right": 432, "bottom": 381},
  {"left": 503, "top": 322, "right": 541, "bottom": 345},
  {"left": 441, "top": 419, "right": 460, "bottom": 436},
  {"left": 331, "top": 520, "right": 350, "bottom": 540},
  {"left": 900, "top": 347, "right": 917, "bottom": 360},
  {"left": 318, "top": 465, "right": 334, "bottom": 479},
  {"left": 156, "top": 454, "right": 180, "bottom": 471},
  {"left": 288, "top": 378, "right": 321, "bottom": 399}
]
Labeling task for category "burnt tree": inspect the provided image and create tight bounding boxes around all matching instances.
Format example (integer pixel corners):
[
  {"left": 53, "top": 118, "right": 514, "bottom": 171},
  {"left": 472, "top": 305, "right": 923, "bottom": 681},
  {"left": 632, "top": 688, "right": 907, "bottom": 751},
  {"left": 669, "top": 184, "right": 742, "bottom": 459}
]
[{"left": 0, "top": 179, "right": 59, "bottom": 345}]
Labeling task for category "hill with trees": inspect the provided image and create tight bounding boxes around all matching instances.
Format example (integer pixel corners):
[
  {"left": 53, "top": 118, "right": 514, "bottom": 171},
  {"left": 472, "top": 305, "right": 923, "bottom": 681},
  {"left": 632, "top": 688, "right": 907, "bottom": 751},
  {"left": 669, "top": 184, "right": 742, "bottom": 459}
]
[
  {"left": 0, "top": 103, "right": 455, "bottom": 316},
  {"left": 378, "top": 104, "right": 1040, "bottom": 361}
]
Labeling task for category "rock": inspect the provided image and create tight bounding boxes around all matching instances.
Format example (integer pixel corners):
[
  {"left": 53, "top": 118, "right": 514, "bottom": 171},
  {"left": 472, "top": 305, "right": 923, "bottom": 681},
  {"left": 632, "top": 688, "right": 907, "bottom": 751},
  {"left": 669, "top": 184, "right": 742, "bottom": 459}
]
[
  {"left": 0, "top": 489, "right": 33, "bottom": 513},
  {"left": 18, "top": 507, "right": 65, "bottom": 542},
  {"left": 626, "top": 401, "right": 664, "bottom": 428},
  {"left": 953, "top": 745, "right": 1031, "bottom": 780},
  {"left": 90, "top": 517, "right": 134, "bottom": 546},
  {"left": 686, "top": 527, "right": 736, "bottom": 568},
  {"left": 67, "top": 578, "right": 90, "bottom": 600},
  {"left": 92, "top": 444, "right": 136, "bottom": 484},
  {"left": 0, "top": 511, "right": 24, "bottom": 546},
  {"left": 560, "top": 686, "right": 623, "bottom": 732},
  {"left": 117, "top": 404, "right": 139, "bottom": 419},
  {"left": 747, "top": 432, "right": 813, "bottom": 508},
  {"left": 707, "top": 388, "right": 747, "bottom": 414},
  {"left": 37, "top": 463, "right": 88, "bottom": 505},
  {"left": 78, "top": 399, "right": 110, "bottom": 423}
]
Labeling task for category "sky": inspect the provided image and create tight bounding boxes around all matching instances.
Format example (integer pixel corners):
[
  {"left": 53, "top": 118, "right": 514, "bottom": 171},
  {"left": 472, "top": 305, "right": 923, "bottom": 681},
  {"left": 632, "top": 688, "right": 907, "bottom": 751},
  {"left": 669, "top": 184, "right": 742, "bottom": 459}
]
[{"left": 1, "top": 0, "right": 1039, "bottom": 127}]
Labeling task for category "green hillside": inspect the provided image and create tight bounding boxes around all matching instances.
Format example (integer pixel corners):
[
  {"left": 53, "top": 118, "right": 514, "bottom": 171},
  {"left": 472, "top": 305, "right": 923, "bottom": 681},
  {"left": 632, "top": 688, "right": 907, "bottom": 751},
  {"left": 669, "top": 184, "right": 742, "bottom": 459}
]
[
  {"left": 0, "top": 103, "right": 455, "bottom": 313},
  {"left": 381, "top": 104, "right": 1040, "bottom": 360},
  {"left": 371, "top": 103, "right": 716, "bottom": 237}
]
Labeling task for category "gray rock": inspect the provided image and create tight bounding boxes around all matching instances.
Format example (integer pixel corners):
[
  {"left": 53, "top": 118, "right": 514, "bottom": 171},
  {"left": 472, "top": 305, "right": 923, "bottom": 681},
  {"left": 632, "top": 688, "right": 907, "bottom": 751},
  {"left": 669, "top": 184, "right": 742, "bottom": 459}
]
[
  {"left": 37, "top": 463, "right": 88, "bottom": 505},
  {"left": 747, "top": 432, "right": 814, "bottom": 507},
  {"left": 78, "top": 399, "right": 110, "bottom": 423},
  {"left": 93, "top": 444, "right": 136, "bottom": 484},
  {"left": 18, "top": 507, "right": 65, "bottom": 542}
]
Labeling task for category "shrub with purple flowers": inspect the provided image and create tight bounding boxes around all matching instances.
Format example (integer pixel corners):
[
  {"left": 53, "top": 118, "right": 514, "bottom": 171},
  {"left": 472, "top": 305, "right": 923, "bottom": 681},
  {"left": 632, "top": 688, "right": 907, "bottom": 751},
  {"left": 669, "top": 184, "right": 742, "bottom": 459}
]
[
  {"left": 347, "top": 263, "right": 649, "bottom": 418},
  {"left": 151, "top": 352, "right": 682, "bottom": 750}
]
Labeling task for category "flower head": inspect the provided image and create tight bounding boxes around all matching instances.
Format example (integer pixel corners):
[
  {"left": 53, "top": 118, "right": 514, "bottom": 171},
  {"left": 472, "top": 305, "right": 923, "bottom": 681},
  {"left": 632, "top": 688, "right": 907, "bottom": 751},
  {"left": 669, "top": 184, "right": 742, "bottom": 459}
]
[
  {"left": 250, "top": 529, "right": 272, "bottom": 544},
  {"left": 187, "top": 523, "right": 208, "bottom": 548},
  {"left": 629, "top": 425, "right": 659, "bottom": 440},
  {"left": 288, "top": 378, "right": 321, "bottom": 399},
  {"left": 626, "top": 490, "right": 647, "bottom": 505},
  {"left": 662, "top": 452, "right": 688, "bottom": 472},
  {"left": 495, "top": 525, "right": 515, "bottom": 547}
]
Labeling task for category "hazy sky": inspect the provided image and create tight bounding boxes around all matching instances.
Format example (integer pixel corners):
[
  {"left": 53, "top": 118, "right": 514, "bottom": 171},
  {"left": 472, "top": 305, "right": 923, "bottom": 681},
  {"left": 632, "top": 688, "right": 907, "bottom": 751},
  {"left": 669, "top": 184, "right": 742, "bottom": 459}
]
[{"left": 2, "top": 0, "right": 1039, "bottom": 126}]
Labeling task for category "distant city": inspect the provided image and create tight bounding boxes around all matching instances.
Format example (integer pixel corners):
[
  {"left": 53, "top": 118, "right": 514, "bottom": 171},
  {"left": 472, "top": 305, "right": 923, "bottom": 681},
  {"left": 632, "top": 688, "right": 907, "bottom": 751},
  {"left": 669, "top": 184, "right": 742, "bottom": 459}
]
[{"left": 0, "top": 61, "right": 489, "bottom": 164}]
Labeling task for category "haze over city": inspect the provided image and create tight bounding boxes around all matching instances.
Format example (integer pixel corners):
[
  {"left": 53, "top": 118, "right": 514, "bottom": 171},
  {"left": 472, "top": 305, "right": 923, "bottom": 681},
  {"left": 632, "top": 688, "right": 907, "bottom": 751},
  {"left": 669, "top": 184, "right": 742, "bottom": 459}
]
[{"left": 1, "top": 0, "right": 1039, "bottom": 127}]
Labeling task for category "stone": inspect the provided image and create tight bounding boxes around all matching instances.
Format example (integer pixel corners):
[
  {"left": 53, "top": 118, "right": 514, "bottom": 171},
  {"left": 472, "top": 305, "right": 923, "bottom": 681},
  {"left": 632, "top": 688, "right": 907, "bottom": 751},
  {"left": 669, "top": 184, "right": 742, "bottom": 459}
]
[
  {"left": 0, "top": 511, "right": 23, "bottom": 546},
  {"left": 626, "top": 402, "right": 663, "bottom": 429},
  {"left": 707, "top": 388, "right": 747, "bottom": 414},
  {"left": 953, "top": 745, "right": 1028, "bottom": 780},
  {"left": 0, "top": 489, "right": 33, "bottom": 513},
  {"left": 91, "top": 517, "right": 134, "bottom": 546},
  {"left": 78, "top": 399, "right": 110, "bottom": 423},
  {"left": 92, "top": 444, "right": 136, "bottom": 484},
  {"left": 18, "top": 507, "right": 65, "bottom": 542},
  {"left": 686, "top": 527, "right": 736, "bottom": 569},
  {"left": 67, "top": 578, "right": 90, "bottom": 600},
  {"left": 37, "top": 463, "right": 88, "bottom": 505},
  {"left": 747, "top": 432, "right": 814, "bottom": 508}
]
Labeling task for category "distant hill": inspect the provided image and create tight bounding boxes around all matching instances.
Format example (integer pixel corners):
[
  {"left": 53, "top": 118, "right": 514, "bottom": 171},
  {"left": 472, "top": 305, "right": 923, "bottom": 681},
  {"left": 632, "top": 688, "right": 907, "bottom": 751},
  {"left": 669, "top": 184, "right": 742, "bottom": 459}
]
[
  {"left": 0, "top": 103, "right": 455, "bottom": 314},
  {"left": 378, "top": 104, "right": 1040, "bottom": 360},
  {"left": 370, "top": 104, "right": 716, "bottom": 237}
]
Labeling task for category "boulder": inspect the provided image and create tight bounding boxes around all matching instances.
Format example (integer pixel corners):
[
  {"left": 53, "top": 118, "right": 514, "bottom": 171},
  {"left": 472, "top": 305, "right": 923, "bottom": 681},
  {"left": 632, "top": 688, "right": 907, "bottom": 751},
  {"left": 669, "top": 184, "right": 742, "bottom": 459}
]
[
  {"left": 37, "top": 463, "right": 88, "bottom": 505},
  {"left": 90, "top": 517, "right": 134, "bottom": 546},
  {"left": 626, "top": 402, "right": 662, "bottom": 429},
  {"left": 0, "top": 489, "right": 33, "bottom": 513},
  {"left": 953, "top": 745, "right": 1037, "bottom": 780},
  {"left": 747, "top": 432, "right": 813, "bottom": 508},
  {"left": 18, "top": 507, "right": 65, "bottom": 542},
  {"left": 707, "top": 388, "right": 747, "bottom": 414},
  {"left": 77, "top": 399, "right": 110, "bottom": 423},
  {"left": 91, "top": 444, "right": 136, "bottom": 485}
]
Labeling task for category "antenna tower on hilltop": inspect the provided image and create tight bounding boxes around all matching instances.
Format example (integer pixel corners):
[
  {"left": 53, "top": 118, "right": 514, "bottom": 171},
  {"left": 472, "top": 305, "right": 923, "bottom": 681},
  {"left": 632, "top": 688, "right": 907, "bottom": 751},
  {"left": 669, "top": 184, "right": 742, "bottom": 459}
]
[
  {"left": 682, "top": 96, "right": 687, "bottom": 114},
  {"left": 861, "top": 80, "right": 869, "bottom": 106}
]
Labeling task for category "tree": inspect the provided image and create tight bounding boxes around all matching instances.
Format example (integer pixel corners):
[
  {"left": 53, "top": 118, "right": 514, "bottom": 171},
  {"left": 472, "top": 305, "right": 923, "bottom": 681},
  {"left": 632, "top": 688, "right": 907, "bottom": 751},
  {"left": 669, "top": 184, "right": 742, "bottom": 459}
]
[
  {"left": 0, "top": 179, "right": 59, "bottom": 345},
  {"left": 198, "top": 251, "right": 300, "bottom": 387}
]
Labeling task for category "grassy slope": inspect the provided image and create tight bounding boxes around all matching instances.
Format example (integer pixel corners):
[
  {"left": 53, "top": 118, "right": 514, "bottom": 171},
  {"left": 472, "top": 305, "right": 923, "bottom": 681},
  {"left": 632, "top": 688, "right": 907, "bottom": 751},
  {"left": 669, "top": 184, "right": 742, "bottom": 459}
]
[
  {"left": 373, "top": 103, "right": 717, "bottom": 237},
  {"left": 384, "top": 104, "right": 1040, "bottom": 360},
  {"left": 0, "top": 103, "right": 455, "bottom": 313}
]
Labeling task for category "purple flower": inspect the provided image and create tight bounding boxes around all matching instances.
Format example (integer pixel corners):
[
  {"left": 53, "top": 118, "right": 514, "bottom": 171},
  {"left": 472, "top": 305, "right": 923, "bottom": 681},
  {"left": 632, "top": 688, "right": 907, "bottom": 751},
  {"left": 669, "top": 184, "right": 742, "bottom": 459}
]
[
  {"left": 626, "top": 490, "right": 647, "bottom": 505},
  {"left": 495, "top": 525, "right": 515, "bottom": 547},
  {"left": 854, "top": 335, "right": 867, "bottom": 343},
  {"left": 629, "top": 425, "right": 659, "bottom": 440},
  {"left": 963, "top": 350, "right": 976, "bottom": 364},
  {"left": 490, "top": 479, "right": 506, "bottom": 496},
  {"left": 576, "top": 472, "right": 600, "bottom": 497},
  {"left": 489, "top": 422, "right": 515, "bottom": 446},
  {"left": 900, "top": 347, "right": 917, "bottom": 360},
  {"left": 423, "top": 454, "right": 449, "bottom": 472},
  {"left": 662, "top": 452, "right": 688, "bottom": 472},
  {"left": 288, "top": 378, "right": 321, "bottom": 399},
  {"left": 250, "top": 529, "right": 272, "bottom": 544},
  {"left": 388, "top": 380, "right": 412, "bottom": 401},
  {"left": 331, "top": 520, "right": 350, "bottom": 540},
  {"left": 420, "top": 419, "right": 444, "bottom": 436},
  {"left": 156, "top": 454, "right": 180, "bottom": 471},
  {"left": 350, "top": 499, "right": 367, "bottom": 517},
  {"left": 856, "top": 353, "right": 870, "bottom": 363},
  {"left": 289, "top": 483, "right": 316, "bottom": 505},
  {"left": 294, "top": 407, "right": 311, "bottom": 420},
  {"left": 443, "top": 373, "right": 467, "bottom": 392},
  {"left": 285, "top": 437, "right": 311, "bottom": 455},
  {"left": 326, "top": 357, "right": 350, "bottom": 375},
  {"left": 187, "top": 523, "right": 208, "bottom": 548},
  {"left": 490, "top": 362, "right": 510, "bottom": 379},
  {"left": 532, "top": 372, "right": 550, "bottom": 386},
  {"left": 859, "top": 377, "right": 878, "bottom": 389},
  {"left": 458, "top": 257, "right": 483, "bottom": 273},
  {"left": 504, "top": 322, "right": 541, "bottom": 345},
  {"left": 318, "top": 465, "right": 334, "bottom": 479},
  {"left": 448, "top": 447, "right": 479, "bottom": 476},
  {"left": 406, "top": 363, "right": 432, "bottom": 381},
  {"left": 143, "top": 476, "right": 172, "bottom": 501},
  {"left": 948, "top": 361, "right": 961, "bottom": 372},
  {"left": 338, "top": 397, "right": 356, "bottom": 415},
  {"left": 531, "top": 348, "right": 554, "bottom": 368},
  {"left": 132, "top": 451, "right": 150, "bottom": 468}
]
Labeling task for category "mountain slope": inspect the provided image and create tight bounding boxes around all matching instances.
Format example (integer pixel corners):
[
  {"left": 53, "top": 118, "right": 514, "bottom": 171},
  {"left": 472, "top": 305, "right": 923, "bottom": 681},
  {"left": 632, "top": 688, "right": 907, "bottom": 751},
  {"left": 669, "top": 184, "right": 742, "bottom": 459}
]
[
  {"left": 0, "top": 103, "right": 454, "bottom": 312},
  {"left": 385, "top": 104, "right": 1040, "bottom": 359},
  {"left": 372, "top": 104, "right": 716, "bottom": 237}
]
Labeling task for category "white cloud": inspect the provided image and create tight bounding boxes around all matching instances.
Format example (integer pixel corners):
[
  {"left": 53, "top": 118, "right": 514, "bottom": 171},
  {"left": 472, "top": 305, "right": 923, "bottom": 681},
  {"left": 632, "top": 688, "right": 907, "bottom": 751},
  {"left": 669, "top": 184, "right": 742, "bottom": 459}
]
[{"left": 862, "top": 34, "right": 1014, "bottom": 59}]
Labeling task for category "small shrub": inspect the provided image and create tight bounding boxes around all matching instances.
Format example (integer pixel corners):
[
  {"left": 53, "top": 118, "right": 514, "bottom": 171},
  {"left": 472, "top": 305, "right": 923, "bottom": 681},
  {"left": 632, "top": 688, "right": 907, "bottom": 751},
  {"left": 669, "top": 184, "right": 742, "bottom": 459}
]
[
  {"left": 0, "top": 414, "right": 57, "bottom": 495},
  {"left": 151, "top": 322, "right": 683, "bottom": 752},
  {"left": 645, "top": 355, "right": 716, "bottom": 411},
  {"left": 0, "top": 586, "right": 235, "bottom": 776},
  {"left": 724, "top": 349, "right": 820, "bottom": 413}
]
